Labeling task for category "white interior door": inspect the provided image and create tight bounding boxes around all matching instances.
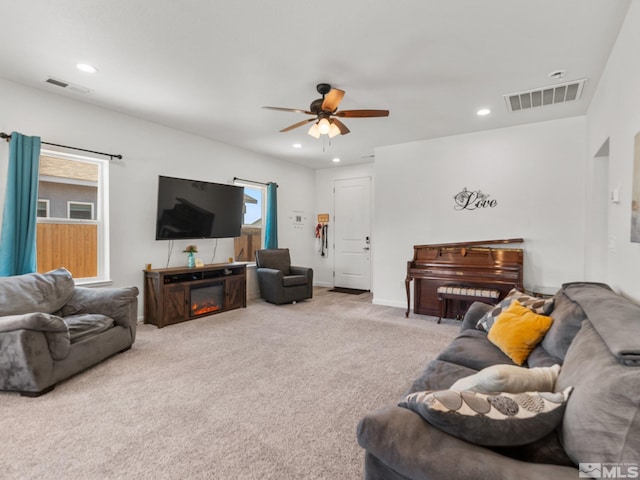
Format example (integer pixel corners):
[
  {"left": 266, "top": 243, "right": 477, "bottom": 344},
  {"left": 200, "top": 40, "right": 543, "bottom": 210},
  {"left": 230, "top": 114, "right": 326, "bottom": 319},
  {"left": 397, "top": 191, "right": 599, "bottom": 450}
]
[{"left": 333, "top": 177, "right": 371, "bottom": 290}]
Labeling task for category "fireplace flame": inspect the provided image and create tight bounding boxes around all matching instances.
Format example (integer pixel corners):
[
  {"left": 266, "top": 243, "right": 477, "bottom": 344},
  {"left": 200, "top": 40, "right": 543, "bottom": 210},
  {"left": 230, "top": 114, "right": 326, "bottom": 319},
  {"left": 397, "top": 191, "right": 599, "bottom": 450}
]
[{"left": 191, "top": 301, "right": 221, "bottom": 316}]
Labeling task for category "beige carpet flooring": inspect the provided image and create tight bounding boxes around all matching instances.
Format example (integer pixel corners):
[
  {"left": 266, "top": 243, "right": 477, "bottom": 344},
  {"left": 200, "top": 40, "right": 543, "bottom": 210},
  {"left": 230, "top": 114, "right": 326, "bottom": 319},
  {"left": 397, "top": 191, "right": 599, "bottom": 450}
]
[{"left": 0, "top": 288, "right": 460, "bottom": 480}]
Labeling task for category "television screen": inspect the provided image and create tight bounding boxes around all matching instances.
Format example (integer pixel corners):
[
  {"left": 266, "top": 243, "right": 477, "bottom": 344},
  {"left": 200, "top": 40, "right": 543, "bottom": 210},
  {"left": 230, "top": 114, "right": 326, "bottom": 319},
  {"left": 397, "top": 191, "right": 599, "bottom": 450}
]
[{"left": 155, "top": 176, "right": 244, "bottom": 240}]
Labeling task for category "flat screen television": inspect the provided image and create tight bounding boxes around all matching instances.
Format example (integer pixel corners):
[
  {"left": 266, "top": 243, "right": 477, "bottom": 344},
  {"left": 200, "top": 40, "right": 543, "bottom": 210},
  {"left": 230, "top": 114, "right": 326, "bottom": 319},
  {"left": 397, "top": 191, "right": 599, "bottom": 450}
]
[{"left": 155, "top": 175, "right": 244, "bottom": 240}]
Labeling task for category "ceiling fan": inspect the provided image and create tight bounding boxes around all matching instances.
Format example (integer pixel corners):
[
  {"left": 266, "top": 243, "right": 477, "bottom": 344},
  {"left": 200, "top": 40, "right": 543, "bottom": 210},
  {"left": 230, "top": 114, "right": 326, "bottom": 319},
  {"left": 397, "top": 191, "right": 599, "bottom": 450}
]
[{"left": 263, "top": 83, "right": 389, "bottom": 138}]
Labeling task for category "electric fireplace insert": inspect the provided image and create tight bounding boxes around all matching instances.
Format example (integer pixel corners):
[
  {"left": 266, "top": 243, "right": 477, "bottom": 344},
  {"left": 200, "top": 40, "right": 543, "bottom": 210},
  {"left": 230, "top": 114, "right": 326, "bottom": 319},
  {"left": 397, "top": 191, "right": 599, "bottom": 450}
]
[{"left": 190, "top": 283, "right": 223, "bottom": 317}]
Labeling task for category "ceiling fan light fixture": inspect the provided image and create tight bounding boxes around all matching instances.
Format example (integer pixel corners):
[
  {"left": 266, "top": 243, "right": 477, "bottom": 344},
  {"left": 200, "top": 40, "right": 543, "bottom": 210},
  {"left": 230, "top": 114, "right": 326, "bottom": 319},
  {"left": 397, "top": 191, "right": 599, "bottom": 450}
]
[
  {"left": 328, "top": 121, "right": 341, "bottom": 138},
  {"left": 307, "top": 123, "right": 321, "bottom": 138},
  {"left": 266, "top": 84, "right": 388, "bottom": 139},
  {"left": 318, "top": 118, "right": 331, "bottom": 135}
]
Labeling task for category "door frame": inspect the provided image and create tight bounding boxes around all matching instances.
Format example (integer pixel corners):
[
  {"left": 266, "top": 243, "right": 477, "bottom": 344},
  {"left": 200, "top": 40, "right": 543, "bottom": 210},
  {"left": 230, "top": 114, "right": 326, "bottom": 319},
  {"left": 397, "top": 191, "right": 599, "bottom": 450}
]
[{"left": 332, "top": 176, "right": 373, "bottom": 291}]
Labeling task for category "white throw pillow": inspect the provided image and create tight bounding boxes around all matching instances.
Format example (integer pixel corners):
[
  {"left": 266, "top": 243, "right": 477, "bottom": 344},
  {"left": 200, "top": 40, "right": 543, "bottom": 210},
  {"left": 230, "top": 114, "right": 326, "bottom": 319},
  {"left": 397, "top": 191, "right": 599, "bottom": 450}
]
[{"left": 449, "top": 364, "right": 561, "bottom": 393}]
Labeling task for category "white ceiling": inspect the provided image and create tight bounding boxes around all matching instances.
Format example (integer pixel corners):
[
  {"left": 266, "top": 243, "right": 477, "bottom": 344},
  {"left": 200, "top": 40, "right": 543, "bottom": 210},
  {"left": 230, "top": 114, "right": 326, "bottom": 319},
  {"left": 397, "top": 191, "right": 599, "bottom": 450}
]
[{"left": 0, "top": 1, "right": 631, "bottom": 169}]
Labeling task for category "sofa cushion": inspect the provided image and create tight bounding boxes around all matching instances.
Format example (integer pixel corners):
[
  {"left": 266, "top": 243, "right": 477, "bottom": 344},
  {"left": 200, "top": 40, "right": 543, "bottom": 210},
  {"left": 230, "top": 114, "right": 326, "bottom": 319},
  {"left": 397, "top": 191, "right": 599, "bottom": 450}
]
[
  {"left": 493, "top": 430, "right": 576, "bottom": 467},
  {"left": 555, "top": 320, "right": 640, "bottom": 465},
  {"left": 476, "top": 288, "right": 554, "bottom": 332},
  {"left": 358, "top": 405, "right": 580, "bottom": 479},
  {"left": 63, "top": 314, "right": 114, "bottom": 343},
  {"left": 541, "top": 290, "right": 587, "bottom": 360},
  {"left": 525, "top": 344, "right": 564, "bottom": 368},
  {"left": 437, "top": 329, "right": 517, "bottom": 371},
  {"left": 407, "top": 359, "right": 480, "bottom": 395},
  {"left": 487, "top": 301, "right": 554, "bottom": 365},
  {"left": 0, "top": 268, "right": 75, "bottom": 316},
  {"left": 450, "top": 364, "right": 560, "bottom": 393},
  {"left": 398, "top": 387, "right": 572, "bottom": 447}
]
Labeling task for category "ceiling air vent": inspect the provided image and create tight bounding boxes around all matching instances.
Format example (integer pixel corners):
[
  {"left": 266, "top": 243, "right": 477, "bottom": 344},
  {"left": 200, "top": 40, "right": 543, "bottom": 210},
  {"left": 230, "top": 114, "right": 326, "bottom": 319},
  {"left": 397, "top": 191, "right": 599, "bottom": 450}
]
[
  {"left": 504, "top": 79, "right": 586, "bottom": 112},
  {"left": 45, "top": 77, "right": 93, "bottom": 95}
]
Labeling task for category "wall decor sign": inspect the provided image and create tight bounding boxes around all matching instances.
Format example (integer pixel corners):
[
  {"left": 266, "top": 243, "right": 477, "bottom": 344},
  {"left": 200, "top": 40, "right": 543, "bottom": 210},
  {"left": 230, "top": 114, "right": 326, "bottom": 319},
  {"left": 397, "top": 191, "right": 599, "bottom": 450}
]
[
  {"left": 632, "top": 131, "right": 640, "bottom": 243},
  {"left": 453, "top": 187, "right": 497, "bottom": 211}
]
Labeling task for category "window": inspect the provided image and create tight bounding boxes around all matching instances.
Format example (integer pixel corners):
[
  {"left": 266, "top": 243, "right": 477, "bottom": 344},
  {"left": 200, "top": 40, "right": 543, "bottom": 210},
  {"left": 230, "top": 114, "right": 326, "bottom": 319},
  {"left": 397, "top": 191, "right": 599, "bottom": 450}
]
[
  {"left": 37, "top": 151, "right": 109, "bottom": 283},
  {"left": 67, "top": 201, "right": 95, "bottom": 220},
  {"left": 233, "top": 181, "right": 265, "bottom": 262},
  {"left": 37, "top": 199, "right": 50, "bottom": 218}
]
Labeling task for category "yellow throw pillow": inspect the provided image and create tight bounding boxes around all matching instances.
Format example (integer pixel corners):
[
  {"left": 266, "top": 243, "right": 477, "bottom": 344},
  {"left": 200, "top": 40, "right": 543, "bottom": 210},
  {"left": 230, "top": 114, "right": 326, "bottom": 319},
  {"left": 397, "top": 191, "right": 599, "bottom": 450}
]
[{"left": 487, "top": 300, "right": 554, "bottom": 365}]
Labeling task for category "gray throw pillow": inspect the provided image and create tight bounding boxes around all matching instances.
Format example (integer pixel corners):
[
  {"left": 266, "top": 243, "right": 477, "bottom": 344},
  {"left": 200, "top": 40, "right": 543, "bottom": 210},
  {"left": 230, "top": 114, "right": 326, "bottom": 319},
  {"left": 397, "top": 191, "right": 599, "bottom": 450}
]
[
  {"left": 476, "top": 288, "right": 554, "bottom": 332},
  {"left": 540, "top": 291, "right": 587, "bottom": 360},
  {"left": 398, "top": 387, "right": 572, "bottom": 447}
]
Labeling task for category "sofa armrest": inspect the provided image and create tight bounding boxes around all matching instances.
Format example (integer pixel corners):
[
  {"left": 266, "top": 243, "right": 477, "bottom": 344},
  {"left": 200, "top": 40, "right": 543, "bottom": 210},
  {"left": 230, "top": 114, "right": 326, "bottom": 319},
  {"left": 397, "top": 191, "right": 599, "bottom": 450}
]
[
  {"left": 62, "top": 286, "right": 139, "bottom": 330},
  {"left": 256, "top": 268, "right": 284, "bottom": 301},
  {"left": 357, "top": 405, "right": 578, "bottom": 480},
  {"left": 460, "top": 301, "right": 493, "bottom": 332},
  {"left": 0, "top": 312, "right": 70, "bottom": 360},
  {"left": 256, "top": 267, "right": 284, "bottom": 280},
  {"left": 290, "top": 265, "right": 313, "bottom": 282}
]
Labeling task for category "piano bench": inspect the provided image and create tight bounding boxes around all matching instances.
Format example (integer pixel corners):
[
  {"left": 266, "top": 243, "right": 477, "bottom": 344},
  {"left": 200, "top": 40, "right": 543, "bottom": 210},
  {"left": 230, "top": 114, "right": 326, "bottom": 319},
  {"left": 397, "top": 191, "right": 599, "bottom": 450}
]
[{"left": 436, "top": 286, "right": 501, "bottom": 323}]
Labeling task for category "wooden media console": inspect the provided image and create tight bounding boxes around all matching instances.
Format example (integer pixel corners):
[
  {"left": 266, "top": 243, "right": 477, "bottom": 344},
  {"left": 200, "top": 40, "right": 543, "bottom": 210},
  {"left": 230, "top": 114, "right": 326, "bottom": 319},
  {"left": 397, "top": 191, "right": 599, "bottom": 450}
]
[{"left": 143, "top": 263, "right": 246, "bottom": 328}]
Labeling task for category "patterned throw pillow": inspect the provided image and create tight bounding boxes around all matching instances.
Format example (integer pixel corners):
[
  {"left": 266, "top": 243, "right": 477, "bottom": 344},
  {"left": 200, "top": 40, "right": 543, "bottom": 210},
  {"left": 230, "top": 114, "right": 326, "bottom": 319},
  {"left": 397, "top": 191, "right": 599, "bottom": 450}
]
[
  {"left": 398, "top": 386, "right": 572, "bottom": 447},
  {"left": 476, "top": 288, "right": 554, "bottom": 332}
]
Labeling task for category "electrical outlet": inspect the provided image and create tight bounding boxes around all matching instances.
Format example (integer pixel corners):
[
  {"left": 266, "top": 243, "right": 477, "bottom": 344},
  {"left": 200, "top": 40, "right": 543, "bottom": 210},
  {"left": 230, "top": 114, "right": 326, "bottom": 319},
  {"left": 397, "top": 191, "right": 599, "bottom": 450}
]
[{"left": 608, "top": 235, "right": 616, "bottom": 252}]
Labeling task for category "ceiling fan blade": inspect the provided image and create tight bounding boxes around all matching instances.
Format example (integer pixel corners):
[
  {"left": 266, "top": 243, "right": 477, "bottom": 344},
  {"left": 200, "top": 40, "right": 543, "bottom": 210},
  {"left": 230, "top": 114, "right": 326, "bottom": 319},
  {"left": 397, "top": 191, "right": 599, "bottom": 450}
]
[
  {"left": 322, "top": 88, "right": 345, "bottom": 112},
  {"left": 335, "top": 109, "right": 389, "bottom": 118},
  {"left": 263, "top": 106, "right": 314, "bottom": 115},
  {"left": 280, "top": 117, "right": 317, "bottom": 132},
  {"left": 331, "top": 118, "right": 350, "bottom": 135}
]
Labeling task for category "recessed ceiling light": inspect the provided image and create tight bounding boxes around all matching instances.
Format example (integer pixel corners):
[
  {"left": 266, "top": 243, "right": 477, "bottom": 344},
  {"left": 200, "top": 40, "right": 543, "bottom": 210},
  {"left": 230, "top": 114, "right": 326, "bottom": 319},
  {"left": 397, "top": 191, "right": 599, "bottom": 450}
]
[
  {"left": 477, "top": 108, "right": 491, "bottom": 116},
  {"left": 332, "top": 157, "right": 341, "bottom": 163},
  {"left": 292, "top": 143, "right": 302, "bottom": 148},
  {"left": 76, "top": 63, "right": 98, "bottom": 73}
]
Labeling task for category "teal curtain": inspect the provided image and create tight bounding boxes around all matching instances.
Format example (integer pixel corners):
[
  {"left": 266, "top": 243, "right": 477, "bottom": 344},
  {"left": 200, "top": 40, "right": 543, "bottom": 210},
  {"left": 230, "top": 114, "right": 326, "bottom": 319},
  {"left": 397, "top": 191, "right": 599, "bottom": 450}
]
[
  {"left": 264, "top": 182, "right": 278, "bottom": 249},
  {"left": 0, "top": 132, "right": 41, "bottom": 276}
]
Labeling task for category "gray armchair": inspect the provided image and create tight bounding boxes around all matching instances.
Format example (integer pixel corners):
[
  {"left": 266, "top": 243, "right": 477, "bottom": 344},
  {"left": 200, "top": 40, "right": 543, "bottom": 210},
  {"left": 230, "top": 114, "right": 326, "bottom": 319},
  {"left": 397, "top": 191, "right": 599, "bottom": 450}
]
[{"left": 255, "top": 248, "right": 313, "bottom": 304}]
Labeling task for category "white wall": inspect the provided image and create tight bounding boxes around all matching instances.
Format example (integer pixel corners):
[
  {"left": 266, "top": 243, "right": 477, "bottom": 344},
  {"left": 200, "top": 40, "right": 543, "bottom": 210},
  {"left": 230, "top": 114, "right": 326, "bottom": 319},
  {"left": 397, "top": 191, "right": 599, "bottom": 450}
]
[
  {"left": 313, "top": 163, "right": 374, "bottom": 286},
  {"left": 5, "top": 0, "right": 640, "bottom": 312},
  {"left": 372, "top": 117, "right": 587, "bottom": 308},
  {"left": 0, "top": 78, "right": 316, "bottom": 309},
  {"left": 585, "top": 0, "right": 640, "bottom": 302}
]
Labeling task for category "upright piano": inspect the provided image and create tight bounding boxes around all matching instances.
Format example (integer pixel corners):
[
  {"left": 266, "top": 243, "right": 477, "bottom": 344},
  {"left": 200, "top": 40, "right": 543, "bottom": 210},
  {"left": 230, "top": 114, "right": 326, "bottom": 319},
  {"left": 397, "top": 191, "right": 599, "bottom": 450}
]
[{"left": 405, "top": 238, "right": 524, "bottom": 318}]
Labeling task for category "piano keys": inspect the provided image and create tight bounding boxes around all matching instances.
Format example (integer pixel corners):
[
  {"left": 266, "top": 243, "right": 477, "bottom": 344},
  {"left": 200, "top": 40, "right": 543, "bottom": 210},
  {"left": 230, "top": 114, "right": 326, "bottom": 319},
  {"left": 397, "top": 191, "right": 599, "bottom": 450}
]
[{"left": 405, "top": 238, "right": 524, "bottom": 318}]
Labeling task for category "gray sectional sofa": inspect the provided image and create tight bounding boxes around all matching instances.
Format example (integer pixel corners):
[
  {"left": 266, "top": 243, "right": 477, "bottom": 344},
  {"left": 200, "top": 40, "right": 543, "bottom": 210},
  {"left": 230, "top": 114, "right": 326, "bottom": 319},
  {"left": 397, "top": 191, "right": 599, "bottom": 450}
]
[
  {"left": 357, "top": 282, "right": 640, "bottom": 479},
  {"left": 0, "top": 268, "right": 139, "bottom": 396}
]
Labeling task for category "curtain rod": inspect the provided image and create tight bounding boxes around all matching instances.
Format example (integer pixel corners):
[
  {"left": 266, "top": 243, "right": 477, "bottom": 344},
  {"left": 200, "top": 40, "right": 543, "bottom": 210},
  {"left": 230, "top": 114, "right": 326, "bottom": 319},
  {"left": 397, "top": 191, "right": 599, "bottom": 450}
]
[
  {"left": 233, "top": 177, "right": 278, "bottom": 187},
  {"left": 0, "top": 132, "right": 123, "bottom": 160}
]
